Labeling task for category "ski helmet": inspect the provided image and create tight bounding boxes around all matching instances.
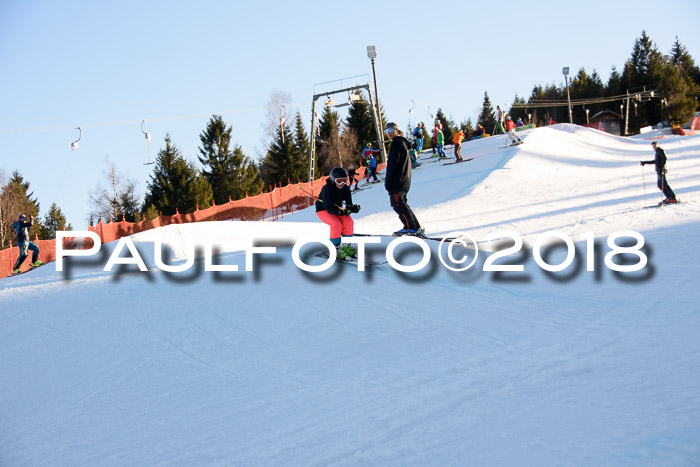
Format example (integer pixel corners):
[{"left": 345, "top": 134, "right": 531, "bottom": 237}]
[{"left": 329, "top": 167, "right": 349, "bottom": 185}]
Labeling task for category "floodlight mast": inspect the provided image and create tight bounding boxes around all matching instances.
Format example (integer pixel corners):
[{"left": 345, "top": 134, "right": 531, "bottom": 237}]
[{"left": 308, "top": 83, "right": 382, "bottom": 183}]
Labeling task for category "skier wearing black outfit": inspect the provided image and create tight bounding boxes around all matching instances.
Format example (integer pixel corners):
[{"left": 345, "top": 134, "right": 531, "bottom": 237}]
[
  {"left": 384, "top": 122, "right": 424, "bottom": 236},
  {"left": 640, "top": 141, "right": 678, "bottom": 204}
]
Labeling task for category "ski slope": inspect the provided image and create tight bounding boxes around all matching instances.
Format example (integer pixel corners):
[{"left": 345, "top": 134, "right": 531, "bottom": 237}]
[{"left": 2, "top": 125, "right": 700, "bottom": 466}]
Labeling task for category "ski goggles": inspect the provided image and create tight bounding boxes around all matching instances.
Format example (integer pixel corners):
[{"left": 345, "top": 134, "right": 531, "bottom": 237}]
[{"left": 333, "top": 177, "right": 348, "bottom": 186}]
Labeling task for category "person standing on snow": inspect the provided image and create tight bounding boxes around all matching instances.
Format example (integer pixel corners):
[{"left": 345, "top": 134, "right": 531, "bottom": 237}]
[
  {"left": 384, "top": 122, "right": 423, "bottom": 236},
  {"left": 347, "top": 164, "right": 360, "bottom": 191},
  {"left": 453, "top": 129, "right": 465, "bottom": 162},
  {"left": 505, "top": 116, "right": 524, "bottom": 146},
  {"left": 640, "top": 141, "right": 678, "bottom": 204},
  {"left": 12, "top": 213, "right": 42, "bottom": 274},
  {"left": 315, "top": 167, "right": 361, "bottom": 260},
  {"left": 362, "top": 143, "right": 380, "bottom": 183},
  {"left": 413, "top": 122, "right": 424, "bottom": 152},
  {"left": 436, "top": 128, "right": 447, "bottom": 159},
  {"left": 496, "top": 105, "right": 506, "bottom": 134}
]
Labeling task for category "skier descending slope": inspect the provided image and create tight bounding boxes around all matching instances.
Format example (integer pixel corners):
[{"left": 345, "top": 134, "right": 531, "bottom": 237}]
[
  {"left": 315, "top": 167, "right": 362, "bottom": 260},
  {"left": 640, "top": 141, "right": 678, "bottom": 205},
  {"left": 384, "top": 122, "right": 424, "bottom": 237},
  {"left": 12, "top": 213, "right": 43, "bottom": 275}
]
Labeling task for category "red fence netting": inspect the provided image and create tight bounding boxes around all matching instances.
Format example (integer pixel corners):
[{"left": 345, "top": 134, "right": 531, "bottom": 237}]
[{"left": 0, "top": 163, "right": 386, "bottom": 279}]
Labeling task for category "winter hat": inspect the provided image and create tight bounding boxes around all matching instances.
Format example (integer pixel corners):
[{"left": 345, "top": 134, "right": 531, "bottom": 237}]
[{"left": 385, "top": 122, "right": 398, "bottom": 132}]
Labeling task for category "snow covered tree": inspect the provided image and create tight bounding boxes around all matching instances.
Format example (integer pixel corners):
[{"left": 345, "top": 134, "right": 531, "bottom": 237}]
[{"left": 143, "top": 134, "right": 213, "bottom": 216}]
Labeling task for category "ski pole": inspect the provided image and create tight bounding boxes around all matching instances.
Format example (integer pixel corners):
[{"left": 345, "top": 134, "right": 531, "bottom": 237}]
[
  {"left": 297, "top": 185, "right": 320, "bottom": 201},
  {"left": 641, "top": 165, "right": 648, "bottom": 206}
]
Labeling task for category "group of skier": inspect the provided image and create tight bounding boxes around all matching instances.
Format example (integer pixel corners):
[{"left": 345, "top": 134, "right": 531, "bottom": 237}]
[
  {"left": 315, "top": 121, "right": 423, "bottom": 261},
  {"left": 315, "top": 120, "right": 679, "bottom": 263}
]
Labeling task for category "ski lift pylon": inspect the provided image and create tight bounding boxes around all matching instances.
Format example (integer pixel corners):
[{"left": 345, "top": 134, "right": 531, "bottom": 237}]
[
  {"left": 71, "top": 126, "right": 82, "bottom": 150},
  {"left": 141, "top": 120, "right": 154, "bottom": 165}
]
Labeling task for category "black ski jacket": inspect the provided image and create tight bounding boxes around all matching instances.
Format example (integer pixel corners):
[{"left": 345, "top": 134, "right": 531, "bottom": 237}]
[
  {"left": 13, "top": 218, "right": 33, "bottom": 243},
  {"left": 384, "top": 135, "right": 412, "bottom": 195},
  {"left": 315, "top": 178, "right": 353, "bottom": 215},
  {"left": 643, "top": 147, "right": 668, "bottom": 173}
]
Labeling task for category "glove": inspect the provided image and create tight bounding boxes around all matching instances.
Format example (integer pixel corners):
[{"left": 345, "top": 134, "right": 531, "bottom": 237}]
[
  {"left": 349, "top": 204, "right": 361, "bottom": 213},
  {"left": 339, "top": 208, "right": 351, "bottom": 216},
  {"left": 640, "top": 161, "right": 646, "bottom": 166}
]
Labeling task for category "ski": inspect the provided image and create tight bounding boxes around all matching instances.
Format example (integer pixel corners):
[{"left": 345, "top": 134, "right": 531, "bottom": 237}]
[
  {"left": 644, "top": 199, "right": 683, "bottom": 209},
  {"left": 352, "top": 233, "right": 463, "bottom": 243},
  {"left": 10, "top": 262, "right": 45, "bottom": 276},
  {"left": 442, "top": 158, "right": 473, "bottom": 166},
  {"left": 315, "top": 251, "right": 387, "bottom": 267},
  {"left": 499, "top": 142, "right": 524, "bottom": 149}
]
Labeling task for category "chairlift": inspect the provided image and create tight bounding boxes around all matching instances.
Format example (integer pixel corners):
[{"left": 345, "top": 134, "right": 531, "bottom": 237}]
[
  {"left": 324, "top": 93, "right": 335, "bottom": 107},
  {"left": 71, "top": 126, "right": 81, "bottom": 150},
  {"left": 349, "top": 90, "right": 361, "bottom": 103},
  {"left": 141, "top": 120, "right": 154, "bottom": 165},
  {"left": 409, "top": 99, "right": 415, "bottom": 114}
]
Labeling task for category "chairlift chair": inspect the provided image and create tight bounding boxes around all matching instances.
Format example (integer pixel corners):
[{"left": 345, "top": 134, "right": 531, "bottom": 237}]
[{"left": 141, "top": 120, "right": 154, "bottom": 165}]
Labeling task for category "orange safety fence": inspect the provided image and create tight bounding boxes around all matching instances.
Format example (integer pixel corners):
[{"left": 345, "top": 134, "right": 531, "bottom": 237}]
[{"left": 1, "top": 163, "right": 386, "bottom": 279}]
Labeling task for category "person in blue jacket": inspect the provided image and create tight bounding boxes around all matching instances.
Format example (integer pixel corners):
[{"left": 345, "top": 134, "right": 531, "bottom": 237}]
[
  {"left": 362, "top": 143, "right": 380, "bottom": 183},
  {"left": 12, "top": 213, "right": 42, "bottom": 274}
]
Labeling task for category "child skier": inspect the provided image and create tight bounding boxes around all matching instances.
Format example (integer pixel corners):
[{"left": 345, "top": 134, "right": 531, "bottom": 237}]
[
  {"left": 362, "top": 143, "right": 380, "bottom": 183},
  {"left": 505, "top": 116, "right": 524, "bottom": 145},
  {"left": 315, "top": 167, "right": 362, "bottom": 260},
  {"left": 347, "top": 164, "right": 360, "bottom": 191},
  {"left": 12, "top": 213, "right": 42, "bottom": 274}
]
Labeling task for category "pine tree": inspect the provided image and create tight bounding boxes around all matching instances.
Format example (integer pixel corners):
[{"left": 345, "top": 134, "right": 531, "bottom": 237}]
[
  {"left": 229, "top": 145, "right": 263, "bottom": 199},
  {"left": 0, "top": 171, "right": 41, "bottom": 246},
  {"left": 671, "top": 36, "right": 700, "bottom": 87},
  {"left": 435, "top": 108, "right": 455, "bottom": 144},
  {"left": 292, "top": 112, "right": 310, "bottom": 182},
  {"left": 658, "top": 58, "right": 700, "bottom": 125},
  {"left": 261, "top": 117, "right": 297, "bottom": 188},
  {"left": 198, "top": 115, "right": 242, "bottom": 205},
  {"left": 39, "top": 203, "right": 72, "bottom": 239},
  {"left": 316, "top": 105, "right": 341, "bottom": 176},
  {"left": 143, "top": 134, "right": 213, "bottom": 216},
  {"left": 478, "top": 92, "right": 497, "bottom": 132},
  {"left": 507, "top": 95, "right": 528, "bottom": 125},
  {"left": 346, "top": 91, "right": 377, "bottom": 154}
]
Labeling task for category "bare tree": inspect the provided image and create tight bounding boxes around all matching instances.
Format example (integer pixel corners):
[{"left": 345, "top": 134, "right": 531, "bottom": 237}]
[
  {"left": 88, "top": 156, "right": 140, "bottom": 223},
  {"left": 261, "top": 90, "right": 293, "bottom": 150}
]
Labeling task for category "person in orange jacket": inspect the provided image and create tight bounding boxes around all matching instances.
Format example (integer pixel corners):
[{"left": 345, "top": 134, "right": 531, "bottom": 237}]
[
  {"left": 505, "top": 116, "right": 523, "bottom": 146},
  {"left": 452, "top": 130, "right": 464, "bottom": 162}
]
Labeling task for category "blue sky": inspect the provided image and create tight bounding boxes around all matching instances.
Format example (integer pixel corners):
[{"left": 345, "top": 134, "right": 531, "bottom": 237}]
[{"left": 1, "top": 0, "right": 699, "bottom": 227}]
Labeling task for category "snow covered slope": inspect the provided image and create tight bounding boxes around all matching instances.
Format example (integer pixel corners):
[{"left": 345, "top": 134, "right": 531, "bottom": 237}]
[{"left": 2, "top": 126, "right": 699, "bottom": 466}]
